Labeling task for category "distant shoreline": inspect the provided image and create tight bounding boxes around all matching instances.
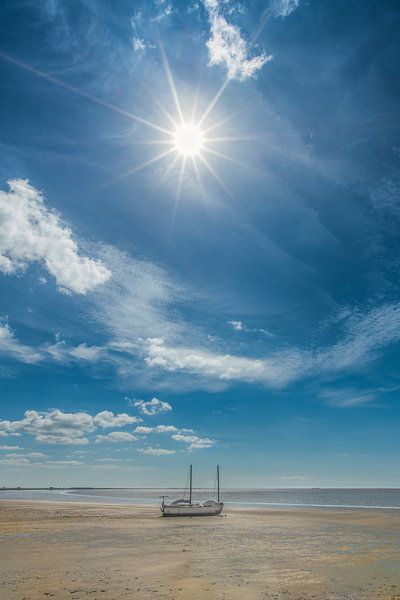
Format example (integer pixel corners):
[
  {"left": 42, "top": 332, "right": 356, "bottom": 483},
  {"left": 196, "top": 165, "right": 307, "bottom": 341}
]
[{"left": 2, "top": 486, "right": 400, "bottom": 491}]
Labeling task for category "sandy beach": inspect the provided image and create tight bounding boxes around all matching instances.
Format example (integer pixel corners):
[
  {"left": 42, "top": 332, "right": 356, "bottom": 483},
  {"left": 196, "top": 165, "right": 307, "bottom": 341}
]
[{"left": 0, "top": 501, "right": 400, "bottom": 599}]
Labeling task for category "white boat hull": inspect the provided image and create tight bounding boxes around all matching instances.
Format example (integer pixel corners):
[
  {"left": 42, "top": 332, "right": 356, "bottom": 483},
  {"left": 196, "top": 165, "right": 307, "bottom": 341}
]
[{"left": 161, "top": 502, "right": 223, "bottom": 517}]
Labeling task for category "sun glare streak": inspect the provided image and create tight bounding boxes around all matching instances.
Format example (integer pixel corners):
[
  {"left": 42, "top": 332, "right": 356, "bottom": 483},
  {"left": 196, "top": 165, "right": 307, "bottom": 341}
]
[
  {"left": 197, "top": 154, "right": 232, "bottom": 198},
  {"left": 1, "top": 48, "right": 245, "bottom": 200},
  {"left": 160, "top": 44, "right": 185, "bottom": 125},
  {"left": 154, "top": 99, "right": 179, "bottom": 129},
  {"left": 202, "top": 146, "right": 249, "bottom": 170},
  {"left": 107, "top": 147, "right": 176, "bottom": 186},
  {"left": 0, "top": 51, "right": 175, "bottom": 138},
  {"left": 176, "top": 156, "right": 187, "bottom": 199},
  {"left": 191, "top": 156, "right": 207, "bottom": 202},
  {"left": 198, "top": 78, "right": 230, "bottom": 127},
  {"left": 202, "top": 110, "right": 245, "bottom": 135}
]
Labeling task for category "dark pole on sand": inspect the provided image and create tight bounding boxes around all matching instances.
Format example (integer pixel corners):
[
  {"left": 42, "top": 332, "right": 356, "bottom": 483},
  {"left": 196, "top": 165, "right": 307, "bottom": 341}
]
[{"left": 189, "top": 464, "right": 192, "bottom": 506}]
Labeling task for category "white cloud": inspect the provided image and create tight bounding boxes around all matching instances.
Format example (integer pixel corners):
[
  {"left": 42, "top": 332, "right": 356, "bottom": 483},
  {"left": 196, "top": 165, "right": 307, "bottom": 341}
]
[
  {"left": 137, "top": 447, "right": 175, "bottom": 456},
  {"left": 92, "top": 245, "right": 186, "bottom": 344},
  {"left": 93, "top": 411, "right": 141, "bottom": 428},
  {"left": 0, "top": 323, "right": 42, "bottom": 364},
  {"left": 43, "top": 460, "right": 83, "bottom": 466},
  {"left": 319, "top": 388, "right": 376, "bottom": 409},
  {"left": 95, "top": 431, "right": 137, "bottom": 443},
  {"left": 44, "top": 336, "right": 105, "bottom": 363},
  {"left": 141, "top": 302, "right": 400, "bottom": 389},
  {"left": 0, "top": 409, "right": 95, "bottom": 445},
  {"left": 228, "top": 320, "right": 243, "bottom": 331},
  {"left": 134, "top": 426, "right": 154, "bottom": 435},
  {"left": 133, "top": 37, "right": 146, "bottom": 52},
  {"left": 144, "top": 337, "right": 307, "bottom": 387},
  {"left": 0, "top": 179, "right": 110, "bottom": 294},
  {"left": 271, "top": 0, "right": 300, "bottom": 17},
  {"left": 315, "top": 304, "right": 400, "bottom": 373},
  {"left": 204, "top": 0, "right": 272, "bottom": 81},
  {"left": 171, "top": 433, "right": 215, "bottom": 451},
  {"left": 134, "top": 424, "right": 209, "bottom": 452},
  {"left": 0, "top": 407, "right": 214, "bottom": 452},
  {"left": 134, "top": 424, "right": 179, "bottom": 434},
  {"left": 6, "top": 452, "right": 46, "bottom": 459},
  {"left": 132, "top": 397, "right": 172, "bottom": 416},
  {"left": 0, "top": 456, "right": 30, "bottom": 465},
  {"left": 227, "top": 320, "right": 274, "bottom": 336}
]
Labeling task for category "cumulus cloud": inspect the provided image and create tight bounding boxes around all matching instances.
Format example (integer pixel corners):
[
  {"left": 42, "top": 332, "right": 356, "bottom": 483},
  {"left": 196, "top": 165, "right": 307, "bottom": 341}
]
[
  {"left": 132, "top": 397, "right": 172, "bottom": 416},
  {"left": 137, "top": 447, "right": 175, "bottom": 456},
  {"left": 0, "top": 409, "right": 95, "bottom": 445},
  {"left": 204, "top": 0, "right": 272, "bottom": 81},
  {"left": 171, "top": 433, "right": 215, "bottom": 451},
  {"left": 95, "top": 431, "right": 137, "bottom": 443},
  {"left": 43, "top": 460, "right": 83, "bottom": 466},
  {"left": 93, "top": 411, "right": 141, "bottom": 428},
  {"left": 134, "top": 424, "right": 210, "bottom": 452},
  {"left": 134, "top": 424, "right": 179, "bottom": 434},
  {"left": 0, "top": 406, "right": 214, "bottom": 452},
  {"left": 0, "top": 179, "right": 110, "bottom": 294},
  {"left": 0, "top": 409, "right": 142, "bottom": 444},
  {"left": 0, "top": 456, "right": 31, "bottom": 465}
]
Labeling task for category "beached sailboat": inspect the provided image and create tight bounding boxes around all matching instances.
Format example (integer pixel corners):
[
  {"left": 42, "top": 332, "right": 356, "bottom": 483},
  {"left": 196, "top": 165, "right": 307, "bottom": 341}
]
[{"left": 160, "top": 465, "right": 223, "bottom": 516}]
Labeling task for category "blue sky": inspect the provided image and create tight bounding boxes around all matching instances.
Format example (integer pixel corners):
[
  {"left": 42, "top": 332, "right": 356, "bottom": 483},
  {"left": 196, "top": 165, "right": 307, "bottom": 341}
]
[{"left": 1, "top": 0, "right": 400, "bottom": 487}]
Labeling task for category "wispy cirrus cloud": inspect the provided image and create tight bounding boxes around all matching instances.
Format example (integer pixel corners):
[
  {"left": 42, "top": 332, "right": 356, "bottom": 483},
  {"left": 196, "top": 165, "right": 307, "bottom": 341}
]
[
  {"left": 227, "top": 320, "right": 273, "bottom": 336},
  {"left": 203, "top": 0, "right": 272, "bottom": 81},
  {"left": 271, "top": 0, "right": 301, "bottom": 17},
  {"left": 0, "top": 322, "right": 42, "bottom": 364},
  {"left": 143, "top": 336, "right": 307, "bottom": 387},
  {"left": 141, "top": 302, "right": 400, "bottom": 388},
  {"left": 2, "top": 181, "right": 400, "bottom": 395},
  {"left": 319, "top": 388, "right": 376, "bottom": 408},
  {"left": 0, "top": 179, "right": 110, "bottom": 294}
]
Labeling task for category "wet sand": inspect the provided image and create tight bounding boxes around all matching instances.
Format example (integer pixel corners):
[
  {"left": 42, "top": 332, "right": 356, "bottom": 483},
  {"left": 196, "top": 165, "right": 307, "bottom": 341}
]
[{"left": 0, "top": 500, "right": 400, "bottom": 599}]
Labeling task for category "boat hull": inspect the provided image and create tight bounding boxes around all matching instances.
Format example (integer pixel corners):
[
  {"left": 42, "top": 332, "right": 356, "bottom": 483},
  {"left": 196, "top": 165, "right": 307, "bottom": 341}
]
[{"left": 161, "top": 503, "right": 223, "bottom": 517}]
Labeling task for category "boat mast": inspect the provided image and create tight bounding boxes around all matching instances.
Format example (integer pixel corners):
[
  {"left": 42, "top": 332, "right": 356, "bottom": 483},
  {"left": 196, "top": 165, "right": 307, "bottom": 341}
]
[
  {"left": 189, "top": 464, "right": 192, "bottom": 506},
  {"left": 217, "top": 465, "right": 220, "bottom": 503}
]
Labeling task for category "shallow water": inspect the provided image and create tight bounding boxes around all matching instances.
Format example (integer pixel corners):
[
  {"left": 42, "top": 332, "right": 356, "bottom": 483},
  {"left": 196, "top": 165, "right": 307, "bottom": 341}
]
[{"left": 2, "top": 487, "right": 400, "bottom": 509}]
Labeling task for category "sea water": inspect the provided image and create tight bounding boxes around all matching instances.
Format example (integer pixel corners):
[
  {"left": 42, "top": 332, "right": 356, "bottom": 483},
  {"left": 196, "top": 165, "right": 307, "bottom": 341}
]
[{"left": 1, "top": 487, "right": 400, "bottom": 509}]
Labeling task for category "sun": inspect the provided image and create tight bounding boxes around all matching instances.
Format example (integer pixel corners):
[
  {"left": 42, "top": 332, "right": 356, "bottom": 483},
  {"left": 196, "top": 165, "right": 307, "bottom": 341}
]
[
  {"left": 113, "top": 48, "right": 249, "bottom": 199},
  {"left": 174, "top": 122, "right": 204, "bottom": 156}
]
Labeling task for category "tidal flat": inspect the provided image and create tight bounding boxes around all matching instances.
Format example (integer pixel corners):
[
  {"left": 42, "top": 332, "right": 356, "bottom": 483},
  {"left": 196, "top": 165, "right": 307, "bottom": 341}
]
[{"left": 1, "top": 500, "right": 400, "bottom": 600}]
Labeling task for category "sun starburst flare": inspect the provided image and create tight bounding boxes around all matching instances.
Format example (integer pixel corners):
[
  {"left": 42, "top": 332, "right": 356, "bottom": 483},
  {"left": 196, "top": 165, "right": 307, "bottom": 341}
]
[{"left": 121, "top": 48, "right": 254, "bottom": 200}]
